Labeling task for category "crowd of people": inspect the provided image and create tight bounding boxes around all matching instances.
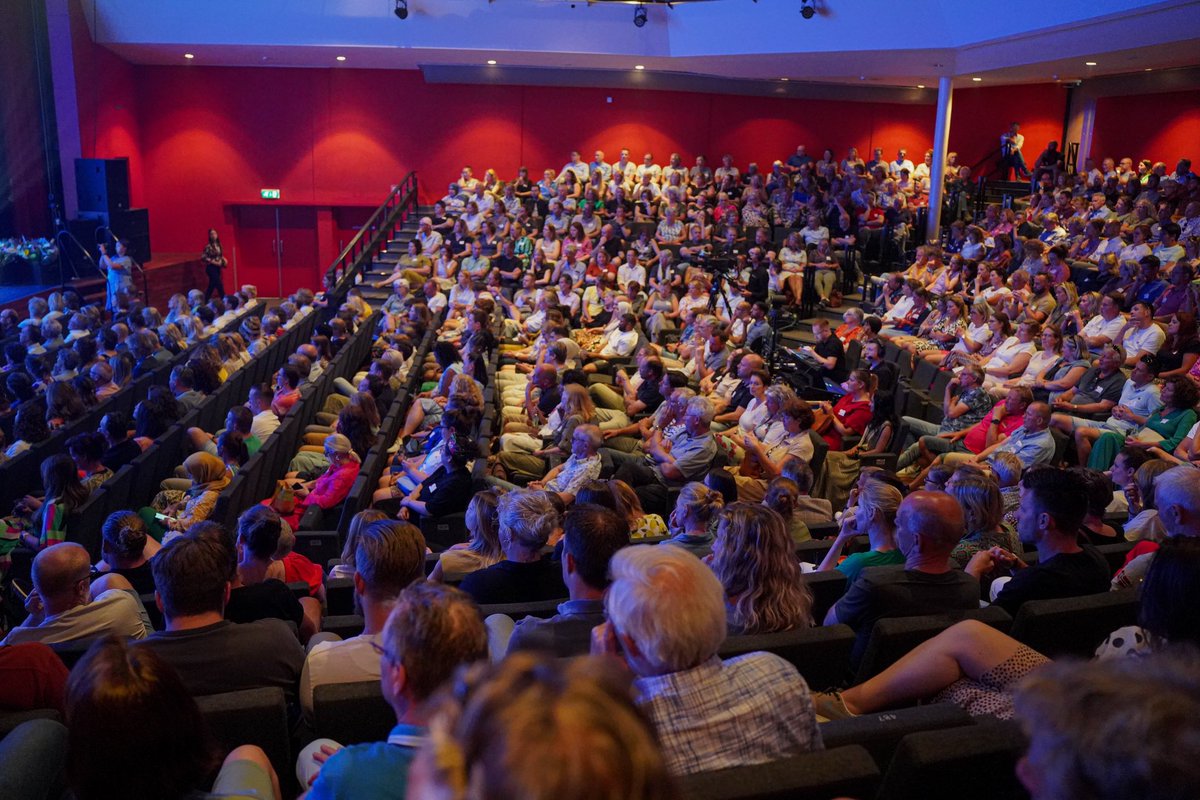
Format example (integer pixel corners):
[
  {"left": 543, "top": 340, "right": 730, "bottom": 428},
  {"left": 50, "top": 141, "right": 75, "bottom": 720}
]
[{"left": 1, "top": 140, "right": 1199, "bottom": 799}]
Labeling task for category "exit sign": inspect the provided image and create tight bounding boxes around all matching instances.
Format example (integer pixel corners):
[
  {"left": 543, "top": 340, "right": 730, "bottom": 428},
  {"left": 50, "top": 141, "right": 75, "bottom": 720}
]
[{"left": 260, "top": 188, "right": 281, "bottom": 200}]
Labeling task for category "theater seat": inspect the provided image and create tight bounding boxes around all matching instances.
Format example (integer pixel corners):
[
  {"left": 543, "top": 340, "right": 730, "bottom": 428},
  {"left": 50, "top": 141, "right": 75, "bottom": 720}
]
[
  {"left": 312, "top": 680, "right": 394, "bottom": 746},
  {"left": 1009, "top": 589, "right": 1139, "bottom": 659},
  {"left": 819, "top": 703, "right": 974, "bottom": 770},
  {"left": 854, "top": 606, "right": 1014, "bottom": 683},
  {"left": 195, "top": 687, "right": 292, "bottom": 795},
  {"left": 876, "top": 720, "right": 1029, "bottom": 800},
  {"left": 321, "top": 614, "right": 365, "bottom": 640},
  {"left": 802, "top": 570, "right": 848, "bottom": 623},
  {"left": 476, "top": 598, "right": 563, "bottom": 620},
  {"left": 676, "top": 745, "right": 880, "bottom": 800},
  {"left": 0, "top": 708, "right": 62, "bottom": 739},
  {"left": 719, "top": 624, "right": 856, "bottom": 692}
]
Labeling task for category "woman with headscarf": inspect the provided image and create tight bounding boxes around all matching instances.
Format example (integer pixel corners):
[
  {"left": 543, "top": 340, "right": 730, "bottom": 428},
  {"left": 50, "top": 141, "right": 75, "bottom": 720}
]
[
  {"left": 269, "top": 433, "right": 360, "bottom": 530},
  {"left": 139, "top": 452, "right": 231, "bottom": 540}
]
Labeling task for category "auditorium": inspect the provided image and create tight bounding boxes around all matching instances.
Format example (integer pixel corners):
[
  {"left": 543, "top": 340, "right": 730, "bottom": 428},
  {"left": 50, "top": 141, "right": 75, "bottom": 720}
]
[{"left": 1, "top": 0, "right": 1199, "bottom": 797}]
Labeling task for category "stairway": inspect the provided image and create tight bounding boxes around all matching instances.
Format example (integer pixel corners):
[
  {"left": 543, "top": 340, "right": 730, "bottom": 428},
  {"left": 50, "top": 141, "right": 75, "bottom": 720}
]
[{"left": 355, "top": 205, "right": 433, "bottom": 305}]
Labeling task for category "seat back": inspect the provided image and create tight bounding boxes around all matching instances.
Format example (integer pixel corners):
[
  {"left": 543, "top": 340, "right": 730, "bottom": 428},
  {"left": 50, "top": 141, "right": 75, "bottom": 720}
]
[
  {"left": 312, "top": 680, "right": 395, "bottom": 746},
  {"left": 820, "top": 704, "right": 974, "bottom": 770},
  {"left": 801, "top": 570, "right": 847, "bottom": 624},
  {"left": 855, "top": 606, "right": 1014, "bottom": 683},
  {"left": 719, "top": 624, "right": 856, "bottom": 692},
  {"left": 676, "top": 745, "right": 880, "bottom": 800},
  {"left": 476, "top": 598, "right": 564, "bottom": 620},
  {"left": 876, "top": 720, "right": 1029, "bottom": 800},
  {"left": 805, "top": 430, "right": 828, "bottom": 484},
  {"left": 195, "top": 687, "right": 293, "bottom": 798},
  {"left": 1010, "top": 589, "right": 1140, "bottom": 659}
]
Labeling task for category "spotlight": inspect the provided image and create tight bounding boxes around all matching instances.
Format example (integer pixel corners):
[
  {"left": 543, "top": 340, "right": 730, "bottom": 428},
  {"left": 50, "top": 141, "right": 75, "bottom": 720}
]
[
  {"left": 800, "top": 0, "right": 815, "bottom": 19},
  {"left": 394, "top": 0, "right": 408, "bottom": 20},
  {"left": 633, "top": 4, "right": 647, "bottom": 27}
]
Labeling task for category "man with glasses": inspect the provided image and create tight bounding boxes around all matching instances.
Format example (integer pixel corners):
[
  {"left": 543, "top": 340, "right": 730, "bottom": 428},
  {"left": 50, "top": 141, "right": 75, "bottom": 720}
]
[
  {"left": 298, "top": 582, "right": 489, "bottom": 799},
  {"left": 4, "top": 543, "right": 148, "bottom": 645},
  {"left": 612, "top": 396, "right": 719, "bottom": 515},
  {"left": 527, "top": 424, "right": 603, "bottom": 505}
]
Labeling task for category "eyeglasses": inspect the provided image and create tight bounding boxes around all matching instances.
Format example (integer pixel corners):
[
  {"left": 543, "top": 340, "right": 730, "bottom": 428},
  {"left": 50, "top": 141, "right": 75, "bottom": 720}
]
[{"left": 369, "top": 639, "right": 400, "bottom": 664}]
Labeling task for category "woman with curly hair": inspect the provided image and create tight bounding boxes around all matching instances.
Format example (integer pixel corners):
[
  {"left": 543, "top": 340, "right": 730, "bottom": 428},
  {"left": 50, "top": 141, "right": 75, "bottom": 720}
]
[{"left": 709, "top": 502, "right": 814, "bottom": 634}]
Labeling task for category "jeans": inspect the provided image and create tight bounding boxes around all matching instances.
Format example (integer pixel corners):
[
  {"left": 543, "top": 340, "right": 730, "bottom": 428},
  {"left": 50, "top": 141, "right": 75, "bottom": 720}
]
[
  {"left": 0, "top": 719, "right": 68, "bottom": 800},
  {"left": 897, "top": 416, "right": 945, "bottom": 470}
]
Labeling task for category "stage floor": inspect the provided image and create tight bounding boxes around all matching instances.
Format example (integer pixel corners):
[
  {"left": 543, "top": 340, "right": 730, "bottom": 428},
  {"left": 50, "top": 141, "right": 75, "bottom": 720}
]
[{"left": 0, "top": 283, "right": 55, "bottom": 305}]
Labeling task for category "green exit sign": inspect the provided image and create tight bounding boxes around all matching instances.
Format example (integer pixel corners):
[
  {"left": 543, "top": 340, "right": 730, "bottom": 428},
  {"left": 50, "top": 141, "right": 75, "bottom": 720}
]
[{"left": 260, "top": 188, "right": 281, "bottom": 200}]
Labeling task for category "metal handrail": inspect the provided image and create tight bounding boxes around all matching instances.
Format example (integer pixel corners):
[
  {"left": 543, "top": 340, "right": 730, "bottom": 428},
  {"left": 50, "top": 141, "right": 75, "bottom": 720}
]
[{"left": 323, "top": 172, "right": 419, "bottom": 302}]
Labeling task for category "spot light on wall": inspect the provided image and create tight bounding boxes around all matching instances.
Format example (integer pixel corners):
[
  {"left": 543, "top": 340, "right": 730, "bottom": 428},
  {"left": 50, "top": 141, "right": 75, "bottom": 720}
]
[
  {"left": 633, "top": 4, "right": 648, "bottom": 27},
  {"left": 394, "top": 0, "right": 408, "bottom": 20}
]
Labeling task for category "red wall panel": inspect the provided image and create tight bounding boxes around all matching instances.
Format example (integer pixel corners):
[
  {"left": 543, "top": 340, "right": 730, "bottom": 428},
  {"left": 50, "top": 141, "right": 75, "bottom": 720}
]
[
  {"left": 947, "top": 83, "right": 1066, "bottom": 177},
  {"left": 1090, "top": 90, "right": 1200, "bottom": 167}
]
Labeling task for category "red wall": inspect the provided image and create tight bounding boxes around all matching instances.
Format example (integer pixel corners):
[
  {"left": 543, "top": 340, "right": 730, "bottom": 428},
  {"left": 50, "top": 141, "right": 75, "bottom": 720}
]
[
  {"left": 71, "top": 0, "right": 143, "bottom": 206},
  {"left": 947, "top": 83, "right": 1067, "bottom": 177},
  {"left": 86, "top": 64, "right": 947, "bottom": 258},
  {"left": 1090, "top": 90, "right": 1200, "bottom": 166}
]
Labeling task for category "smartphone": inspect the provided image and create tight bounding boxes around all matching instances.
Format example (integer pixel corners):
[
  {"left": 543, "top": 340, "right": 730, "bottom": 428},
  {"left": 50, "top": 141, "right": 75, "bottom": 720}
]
[{"left": 154, "top": 512, "right": 171, "bottom": 522}]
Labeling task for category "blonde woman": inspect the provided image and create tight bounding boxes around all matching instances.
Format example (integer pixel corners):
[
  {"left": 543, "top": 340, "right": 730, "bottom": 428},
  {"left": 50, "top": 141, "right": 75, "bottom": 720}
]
[
  {"left": 762, "top": 477, "right": 813, "bottom": 543},
  {"left": 430, "top": 489, "right": 505, "bottom": 583},
  {"left": 710, "top": 502, "right": 814, "bottom": 634},
  {"left": 662, "top": 481, "right": 724, "bottom": 558},
  {"left": 947, "top": 475, "right": 1019, "bottom": 568},
  {"left": 328, "top": 509, "right": 389, "bottom": 579},
  {"left": 814, "top": 476, "right": 904, "bottom": 581}
]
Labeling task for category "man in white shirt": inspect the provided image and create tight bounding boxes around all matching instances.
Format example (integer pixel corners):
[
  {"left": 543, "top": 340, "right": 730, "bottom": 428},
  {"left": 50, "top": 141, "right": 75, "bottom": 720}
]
[
  {"left": 714, "top": 154, "right": 739, "bottom": 184},
  {"left": 617, "top": 257, "right": 647, "bottom": 292},
  {"left": 415, "top": 218, "right": 443, "bottom": 256},
  {"left": 890, "top": 148, "right": 915, "bottom": 178},
  {"left": 1000, "top": 122, "right": 1030, "bottom": 179},
  {"left": 469, "top": 184, "right": 494, "bottom": 215},
  {"left": 299, "top": 518, "right": 424, "bottom": 720},
  {"left": 457, "top": 167, "right": 480, "bottom": 194},
  {"left": 1087, "top": 193, "right": 1115, "bottom": 221},
  {"left": 558, "top": 151, "right": 589, "bottom": 184},
  {"left": 249, "top": 384, "right": 282, "bottom": 437},
  {"left": 662, "top": 153, "right": 688, "bottom": 186},
  {"left": 3, "top": 543, "right": 148, "bottom": 645},
  {"left": 582, "top": 313, "right": 639, "bottom": 367},
  {"left": 612, "top": 149, "right": 636, "bottom": 186},
  {"left": 422, "top": 280, "right": 447, "bottom": 318},
  {"left": 1152, "top": 223, "right": 1186, "bottom": 268},
  {"left": 1081, "top": 293, "right": 1127, "bottom": 351},
  {"left": 1120, "top": 301, "right": 1166, "bottom": 365},
  {"left": 637, "top": 153, "right": 661, "bottom": 185}
]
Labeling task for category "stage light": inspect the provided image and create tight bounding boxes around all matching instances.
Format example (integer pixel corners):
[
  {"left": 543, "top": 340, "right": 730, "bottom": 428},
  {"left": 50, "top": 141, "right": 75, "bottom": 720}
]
[
  {"left": 394, "top": 0, "right": 408, "bottom": 20},
  {"left": 800, "top": 0, "right": 816, "bottom": 19},
  {"left": 634, "top": 4, "right": 647, "bottom": 27}
]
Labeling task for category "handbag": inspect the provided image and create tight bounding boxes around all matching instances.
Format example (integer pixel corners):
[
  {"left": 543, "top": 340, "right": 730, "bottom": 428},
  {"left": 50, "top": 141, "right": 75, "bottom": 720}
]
[{"left": 271, "top": 481, "right": 297, "bottom": 514}]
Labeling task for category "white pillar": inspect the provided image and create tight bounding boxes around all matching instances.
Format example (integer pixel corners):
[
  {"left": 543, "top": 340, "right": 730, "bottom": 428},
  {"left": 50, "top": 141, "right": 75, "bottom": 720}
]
[
  {"left": 1073, "top": 96, "right": 1098, "bottom": 174},
  {"left": 926, "top": 76, "right": 954, "bottom": 243}
]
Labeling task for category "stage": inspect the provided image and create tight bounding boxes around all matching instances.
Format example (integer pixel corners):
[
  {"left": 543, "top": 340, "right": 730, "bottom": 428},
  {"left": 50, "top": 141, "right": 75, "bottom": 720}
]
[{"left": 0, "top": 252, "right": 206, "bottom": 315}]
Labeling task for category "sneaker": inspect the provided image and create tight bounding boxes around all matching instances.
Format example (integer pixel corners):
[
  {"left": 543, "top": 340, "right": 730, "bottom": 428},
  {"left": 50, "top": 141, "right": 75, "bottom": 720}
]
[{"left": 812, "top": 690, "right": 857, "bottom": 722}]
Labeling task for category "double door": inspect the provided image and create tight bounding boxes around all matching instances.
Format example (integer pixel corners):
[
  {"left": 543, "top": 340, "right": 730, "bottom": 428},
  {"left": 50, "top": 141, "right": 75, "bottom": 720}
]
[{"left": 235, "top": 206, "right": 318, "bottom": 298}]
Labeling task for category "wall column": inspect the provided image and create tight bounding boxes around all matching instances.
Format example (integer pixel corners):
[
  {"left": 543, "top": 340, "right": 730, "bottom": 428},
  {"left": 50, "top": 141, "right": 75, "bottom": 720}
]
[{"left": 926, "top": 76, "right": 954, "bottom": 243}]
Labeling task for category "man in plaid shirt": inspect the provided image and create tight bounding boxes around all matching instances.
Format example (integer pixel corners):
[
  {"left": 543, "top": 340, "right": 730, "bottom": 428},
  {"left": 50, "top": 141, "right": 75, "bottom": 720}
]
[{"left": 593, "top": 545, "right": 822, "bottom": 775}]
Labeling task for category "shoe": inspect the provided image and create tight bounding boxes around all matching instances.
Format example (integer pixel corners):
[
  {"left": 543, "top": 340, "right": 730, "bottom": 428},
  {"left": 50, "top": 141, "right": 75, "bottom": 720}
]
[{"left": 812, "top": 690, "right": 857, "bottom": 722}]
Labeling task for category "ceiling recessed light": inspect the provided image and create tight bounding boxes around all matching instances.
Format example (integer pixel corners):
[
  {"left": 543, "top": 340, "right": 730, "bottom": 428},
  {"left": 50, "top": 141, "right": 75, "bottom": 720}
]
[
  {"left": 634, "top": 65, "right": 645, "bottom": 70},
  {"left": 971, "top": 77, "right": 982, "bottom": 82},
  {"left": 1145, "top": 67, "right": 1153, "bottom": 72},
  {"left": 916, "top": 84, "right": 925, "bottom": 89},
  {"left": 779, "top": 77, "right": 789, "bottom": 82},
  {"left": 336, "top": 55, "right": 346, "bottom": 62},
  {"left": 486, "top": 59, "right": 497, "bottom": 65},
  {"left": 1084, "top": 61, "right": 1097, "bottom": 66},
  {"left": 184, "top": 53, "right": 194, "bottom": 59}
]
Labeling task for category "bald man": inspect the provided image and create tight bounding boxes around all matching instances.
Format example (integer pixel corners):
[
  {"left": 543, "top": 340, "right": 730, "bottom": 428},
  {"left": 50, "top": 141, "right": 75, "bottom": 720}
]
[
  {"left": 825, "top": 491, "right": 981, "bottom": 665},
  {"left": 3, "top": 543, "right": 149, "bottom": 645}
]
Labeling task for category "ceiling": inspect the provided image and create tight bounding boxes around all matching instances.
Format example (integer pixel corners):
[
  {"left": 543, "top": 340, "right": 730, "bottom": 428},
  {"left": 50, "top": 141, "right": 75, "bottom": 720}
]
[{"left": 81, "top": 0, "right": 1200, "bottom": 91}]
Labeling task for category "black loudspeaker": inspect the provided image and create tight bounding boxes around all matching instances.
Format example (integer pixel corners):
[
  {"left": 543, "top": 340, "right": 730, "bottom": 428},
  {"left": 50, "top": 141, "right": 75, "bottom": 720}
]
[
  {"left": 75, "top": 158, "right": 131, "bottom": 213},
  {"left": 75, "top": 207, "right": 152, "bottom": 265}
]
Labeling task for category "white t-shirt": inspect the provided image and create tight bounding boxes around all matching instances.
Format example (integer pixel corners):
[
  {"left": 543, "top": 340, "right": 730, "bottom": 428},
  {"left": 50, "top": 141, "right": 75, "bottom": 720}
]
[
  {"left": 2, "top": 589, "right": 147, "bottom": 645},
  {"left": 617, "top": 264, "right": 647, "bottom": 289},
  {"left": 1121, "top": 324, "right": 1165, "bottom": 357},
  {"left": 252, "top": 408, "right": 281, "bottom": 440},
  {"left": 299, "top": 634, "right": 380, "bottom": 721},
  {"left": 1081, "top": 314, "right": 1126, "bottom": 345},
  {"left": 599, "top": 329, "right": 638, "bottom": 358}
]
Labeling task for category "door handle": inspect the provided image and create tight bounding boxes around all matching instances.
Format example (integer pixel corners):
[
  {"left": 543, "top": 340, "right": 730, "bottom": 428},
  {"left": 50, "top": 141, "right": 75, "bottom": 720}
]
[
  {"left": 279, "top": 239, "right": 284, "bottom": 256},
  {"left": 271, "top": 239, "right": 276, "bottom": 254}
]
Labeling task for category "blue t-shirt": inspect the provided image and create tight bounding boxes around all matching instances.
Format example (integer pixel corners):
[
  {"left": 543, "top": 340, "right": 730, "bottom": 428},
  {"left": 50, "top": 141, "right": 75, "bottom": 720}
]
[{"left": 307, "top": 724, "right": 424, "bottom": 800}]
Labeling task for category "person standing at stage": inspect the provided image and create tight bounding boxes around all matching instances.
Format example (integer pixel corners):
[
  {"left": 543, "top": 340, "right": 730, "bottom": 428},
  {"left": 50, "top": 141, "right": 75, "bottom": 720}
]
[
  {"left": 98, "top": 239, "right": 135, "bottom": 314},
  {"left": 202, "top": 228, "right": 228, "bottom": 300}
]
